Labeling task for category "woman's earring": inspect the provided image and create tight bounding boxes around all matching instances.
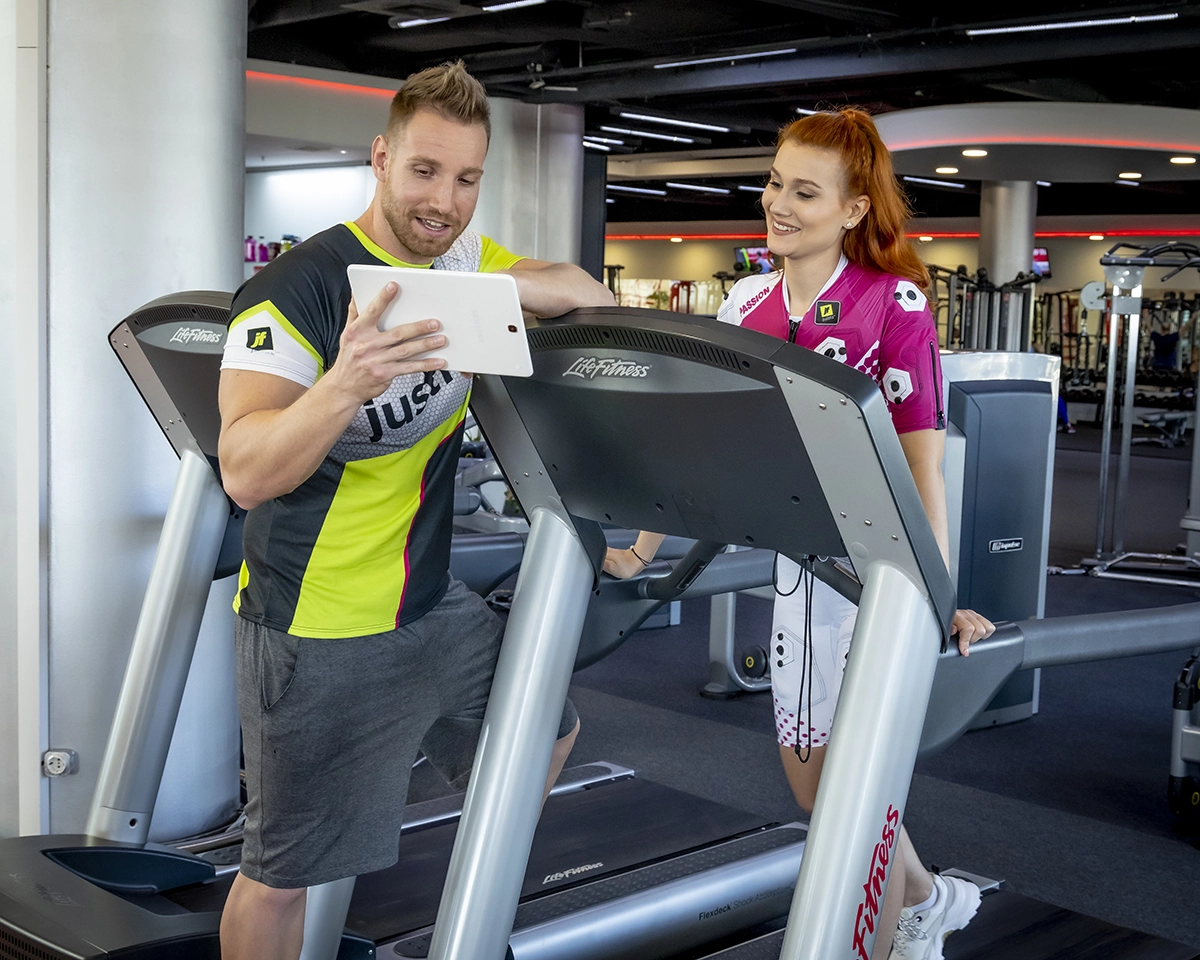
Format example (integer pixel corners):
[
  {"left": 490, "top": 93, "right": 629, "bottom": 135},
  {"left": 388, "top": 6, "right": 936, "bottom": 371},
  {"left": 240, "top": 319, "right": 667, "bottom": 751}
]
[{"left": 845, "top": 221, "right": 854, "bottom": 229}]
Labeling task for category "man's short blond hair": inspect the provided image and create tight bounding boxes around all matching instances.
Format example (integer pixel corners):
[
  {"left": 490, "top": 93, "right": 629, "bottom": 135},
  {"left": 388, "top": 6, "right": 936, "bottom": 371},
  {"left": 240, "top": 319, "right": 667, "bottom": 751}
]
[{"left": 387, "top": 60, "right": 491, "bottom": 141}]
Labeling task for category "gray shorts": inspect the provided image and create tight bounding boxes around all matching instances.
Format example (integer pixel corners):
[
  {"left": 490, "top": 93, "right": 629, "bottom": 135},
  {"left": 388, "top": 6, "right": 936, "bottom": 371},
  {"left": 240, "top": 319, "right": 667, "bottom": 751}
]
[{"left": 235, "top": 578, "right": 579, "bottom": 889}]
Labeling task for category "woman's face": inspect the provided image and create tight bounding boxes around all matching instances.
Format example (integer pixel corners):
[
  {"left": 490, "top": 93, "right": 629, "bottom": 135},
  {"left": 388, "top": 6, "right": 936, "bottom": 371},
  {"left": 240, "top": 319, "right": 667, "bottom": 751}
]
[{"left": 762, "top": 140, "right": 869, "bottom": 262}]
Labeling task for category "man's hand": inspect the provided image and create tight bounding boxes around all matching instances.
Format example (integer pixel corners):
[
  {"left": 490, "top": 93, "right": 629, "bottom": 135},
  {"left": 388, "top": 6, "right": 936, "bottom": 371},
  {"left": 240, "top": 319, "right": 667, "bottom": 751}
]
[
  {"left": 326, "top": 281, "right": 448, "bottom": 403},
  {"left": 950, "top": 608, "right": 995, "bottom": 656}
]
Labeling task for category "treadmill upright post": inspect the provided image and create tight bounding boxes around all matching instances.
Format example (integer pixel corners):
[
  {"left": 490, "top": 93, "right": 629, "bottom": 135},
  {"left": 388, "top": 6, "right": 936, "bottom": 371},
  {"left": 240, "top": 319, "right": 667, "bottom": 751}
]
[
  {"left": 300, "top": 876, "right": 357, "bottom": 960},
  {"left": 86, "top": 448, "right": 229, "bottom": 844},
  {"left": 428, "top": 505, "right": 594, "bottom": 960},
  {"left": 778, "top": 559, "right": 941, "bottom": 960}
]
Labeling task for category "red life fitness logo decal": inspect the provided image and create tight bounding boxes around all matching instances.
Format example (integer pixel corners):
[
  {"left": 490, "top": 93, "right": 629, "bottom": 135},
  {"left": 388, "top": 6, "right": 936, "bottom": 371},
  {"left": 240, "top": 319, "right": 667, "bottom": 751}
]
[{"left": 851, "top": 804, "right": 900, "bottom": 960}]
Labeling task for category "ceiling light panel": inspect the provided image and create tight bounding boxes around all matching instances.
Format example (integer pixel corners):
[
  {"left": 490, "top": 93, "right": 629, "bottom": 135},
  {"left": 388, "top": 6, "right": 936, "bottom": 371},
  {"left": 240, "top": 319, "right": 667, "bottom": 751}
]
[
  {"left": 666, "top": 181, "right": 731, "bottom": 194},
  {"left": 962, "top": 149, "right": 988, "bottom": 158},
  {"left": 394, "top": 16, "right": 450, "bottom": 27},
  {"left": 655, "top": 48, "right": 796, "bottom": 70},
  {"left": 482, "top": 0, "right": 546, "bottom": 11},
  {"left": 606, "top": 184, "right": 668, "bottom": 196},
  {"left": 600, "top": 125, "right": 695, "bottom": 144},
  {"left": 903, "top": 176, "right": 966, "bottom": 189},
  {"left": 935, "top": 166, "right": 959, "bottom": 174},
  {"left": 966, "top": 12, "right": 1176, "bottom": 36},
  {"left": 618, "top": 112, "right": 729, "bottom": 133}
]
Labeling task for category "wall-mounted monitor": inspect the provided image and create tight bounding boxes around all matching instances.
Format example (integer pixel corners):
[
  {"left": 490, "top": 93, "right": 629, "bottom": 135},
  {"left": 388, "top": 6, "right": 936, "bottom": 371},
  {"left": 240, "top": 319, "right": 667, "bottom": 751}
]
[
  {"left": 1032, "top": 247, "right": 1051, "bottom": 278},
  {"left": 735, "top": 246, "right": 775, "bottom": 274}
]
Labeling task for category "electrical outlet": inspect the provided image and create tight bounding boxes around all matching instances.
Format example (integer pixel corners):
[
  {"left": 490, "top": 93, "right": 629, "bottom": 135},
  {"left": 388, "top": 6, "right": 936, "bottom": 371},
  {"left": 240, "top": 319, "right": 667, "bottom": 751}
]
[{"left": 42, "top": 749, "right": 78, "bottom": 777}]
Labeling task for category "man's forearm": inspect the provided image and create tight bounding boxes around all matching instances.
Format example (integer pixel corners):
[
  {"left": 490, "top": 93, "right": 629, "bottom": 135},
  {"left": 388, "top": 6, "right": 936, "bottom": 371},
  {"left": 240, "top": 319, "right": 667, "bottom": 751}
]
[
  {"left": 219, "top": 376, "right": 362, "bottom": 510},
  {"left": 509, "top": 262, "right": 614, "bottom": 317}
]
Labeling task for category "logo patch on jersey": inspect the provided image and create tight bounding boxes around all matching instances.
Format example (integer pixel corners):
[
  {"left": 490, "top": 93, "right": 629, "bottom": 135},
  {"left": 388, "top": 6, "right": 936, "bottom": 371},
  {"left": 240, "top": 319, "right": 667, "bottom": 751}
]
[
  {"left": 246, "top": 327, "right": 274, "bottom": 351},
  {"left": 814, "top": 300, "right": 841, "bottom": 324},
  {"left": 815, "top": 336, "right": 848, "bottom": 362},
  {"left": 893, "top": 281, "right": 927, "bottom": 313},
  {"left": 882, "top": 367, "right": 914, "bottom": 403}
]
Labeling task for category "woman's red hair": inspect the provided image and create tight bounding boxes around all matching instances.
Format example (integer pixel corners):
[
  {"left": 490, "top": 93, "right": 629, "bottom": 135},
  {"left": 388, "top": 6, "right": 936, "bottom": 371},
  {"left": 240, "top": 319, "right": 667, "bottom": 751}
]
[{"left": 776, "top": 109, "right": 929, "bottom": 290}]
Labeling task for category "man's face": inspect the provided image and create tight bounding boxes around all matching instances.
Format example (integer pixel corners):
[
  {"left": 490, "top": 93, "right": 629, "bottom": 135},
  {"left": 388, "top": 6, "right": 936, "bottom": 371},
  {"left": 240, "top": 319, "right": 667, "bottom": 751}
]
[{"left": 375, "top": 108, "right": 488, "bottom": 261}]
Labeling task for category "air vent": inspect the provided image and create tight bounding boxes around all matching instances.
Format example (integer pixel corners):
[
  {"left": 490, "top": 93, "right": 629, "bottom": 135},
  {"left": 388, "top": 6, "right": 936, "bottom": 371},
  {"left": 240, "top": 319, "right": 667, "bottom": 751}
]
[
  {"left": 528, "top": 325, "right": 744, "bottom": 373},
  {"left": 0, "top": 927, "right": 66, "bottom": 960},
  {"left": 131, "top": 303, "right": 230, "bottom": 332}
]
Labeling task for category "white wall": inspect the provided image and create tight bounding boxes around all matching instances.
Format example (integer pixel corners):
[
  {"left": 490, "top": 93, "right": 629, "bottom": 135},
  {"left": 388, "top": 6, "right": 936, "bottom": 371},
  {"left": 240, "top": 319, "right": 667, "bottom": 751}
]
[{"left": 245, "top": 164, "right": 376, "bottom": 247}]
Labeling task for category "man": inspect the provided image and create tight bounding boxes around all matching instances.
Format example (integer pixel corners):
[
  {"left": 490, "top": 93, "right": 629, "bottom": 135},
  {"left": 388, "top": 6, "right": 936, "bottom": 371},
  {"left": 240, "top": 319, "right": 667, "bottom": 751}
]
[{"left": 217, "top": 61, "right": 614, "bottom": 960}]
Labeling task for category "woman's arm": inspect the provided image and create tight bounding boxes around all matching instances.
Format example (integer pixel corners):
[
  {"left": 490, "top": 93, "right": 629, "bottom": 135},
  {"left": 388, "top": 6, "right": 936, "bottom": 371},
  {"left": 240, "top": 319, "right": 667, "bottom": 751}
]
[
  {"left": 603, "top": 531, "right": 666, "bottom": 579},
  {"left": 897, "top": 429, "right": 994, "bottom": 655}
]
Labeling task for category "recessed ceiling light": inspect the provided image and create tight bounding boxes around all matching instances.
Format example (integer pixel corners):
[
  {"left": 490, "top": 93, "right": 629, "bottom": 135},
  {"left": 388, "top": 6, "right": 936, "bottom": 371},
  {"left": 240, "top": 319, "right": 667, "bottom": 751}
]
[
  {"left": 1118, "top": 172, "right": 1142, "bottom": 179},
  {"left": 670, "top": 237, "right": 683, "bottom": 243},
  {"left": 918, "top": 236, "right": 934, "bottom": 243},
  {"left": 606, "top": 184, "right": 668, "bottom": 196},
  {"left": 737, "top": 184, "right": 763, "bottom": 192},
  {"left": 962, "top": 149, "right": 988, "bottom": 158},
  {"left": 1114, "top": 179, "right": 1139, "bottom": 187},
  {"left": 655, "top": 48, "right": 797, "bottom": 70},
  {"left": 584, "top": 135, "right": 624, "bottom": 145},
  {"left": 1089, "top": 234, "right": 1105, "bottom": 240},
  {"left": 666, "top": 181, "right": 732, "bottom": 195},
  {"left": 935, "top": 166, "right": 959, "bottom": 174},
  {"left": 582, "top": 141, "right": 611, "bottom": 152},
  {"left": 1037, "top": 181, "right": 1051, "bottom": 187},
  {"left": 618, "top": 112, "right": 730, "bottom": 133},
  {"left": 339, "top": 150, "right": 347, "bottom": 154},
  {"left": 1170, "top": 156, "right": 1197, "bottom": 165},
  {"left": 965, "top": 12, "right": 1177, "bottom": 36},
  {"left": 606, "top": 198, "right": 615, "bottom": 204},
  {"left": 795, "top": 107, "right": 819, "bottom": 116},
  {"left": 600, "top": 125, "right": 695, "bottom": 144}
]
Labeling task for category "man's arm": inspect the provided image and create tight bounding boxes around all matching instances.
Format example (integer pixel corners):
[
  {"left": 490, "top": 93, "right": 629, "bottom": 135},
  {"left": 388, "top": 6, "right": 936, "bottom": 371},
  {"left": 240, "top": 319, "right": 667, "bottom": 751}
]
[
  {"left": 218, "top": 283, "right": 447, "bottom": 510},
  {"left": 503, "top": 258, "right": 614, "bottom": 318}
]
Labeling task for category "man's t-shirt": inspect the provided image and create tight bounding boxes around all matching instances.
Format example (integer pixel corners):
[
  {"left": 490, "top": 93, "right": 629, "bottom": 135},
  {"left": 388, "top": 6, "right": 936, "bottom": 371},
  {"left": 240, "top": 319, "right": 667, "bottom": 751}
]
[
  {"left": 715, "top": 257, "right": 944, "bottom": 435},
  {"left": 221, "top": 221, "right": 523, "bottom": 639}
]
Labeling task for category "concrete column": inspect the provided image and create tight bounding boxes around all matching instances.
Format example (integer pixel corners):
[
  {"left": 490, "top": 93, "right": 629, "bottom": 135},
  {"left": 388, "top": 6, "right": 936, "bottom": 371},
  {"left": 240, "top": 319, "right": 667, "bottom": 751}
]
[
  {"left": 38, "top": 1, "right": 245, "bottom": 837},
  {"left": 473, "top": 98, "right": 584, "bottom": 265},
  {"left": 1, "top": 0, "right": 49, "bottom": 838},
  {"left": 978, "top": 180, "right": 1037, "bottom": 286}
]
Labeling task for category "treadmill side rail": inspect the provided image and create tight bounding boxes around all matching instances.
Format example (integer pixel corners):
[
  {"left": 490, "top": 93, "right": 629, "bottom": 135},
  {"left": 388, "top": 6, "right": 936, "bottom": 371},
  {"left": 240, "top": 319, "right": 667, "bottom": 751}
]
[
  {"left": 427, "top": 506, "right": 595, "bottom": 960},
  {"left": 780, "top": 560, "right": 941, "bottom": 960},
  {"left": 86, "top": 448, "right": 230, "bottom": 845}
]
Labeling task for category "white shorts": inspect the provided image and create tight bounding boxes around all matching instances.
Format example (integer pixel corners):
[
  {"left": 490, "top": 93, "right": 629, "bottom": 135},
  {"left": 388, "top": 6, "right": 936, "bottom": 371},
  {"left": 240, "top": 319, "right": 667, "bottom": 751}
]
[{"left": 770, "top": 555, "right": 858, "bottom": 750}]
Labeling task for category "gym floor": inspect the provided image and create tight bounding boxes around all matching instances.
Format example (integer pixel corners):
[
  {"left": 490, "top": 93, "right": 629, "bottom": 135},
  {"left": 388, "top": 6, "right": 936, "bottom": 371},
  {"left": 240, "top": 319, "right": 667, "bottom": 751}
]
[{"left": 409, "top": 424, "right": 1200, "bottom": 954}]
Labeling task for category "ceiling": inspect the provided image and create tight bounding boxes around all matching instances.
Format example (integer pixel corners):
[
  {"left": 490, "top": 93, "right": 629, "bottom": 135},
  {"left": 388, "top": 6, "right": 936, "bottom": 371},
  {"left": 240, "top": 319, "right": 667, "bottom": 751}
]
[{"left": 247, "top": 0, "right": 1200, "bottom": 219}]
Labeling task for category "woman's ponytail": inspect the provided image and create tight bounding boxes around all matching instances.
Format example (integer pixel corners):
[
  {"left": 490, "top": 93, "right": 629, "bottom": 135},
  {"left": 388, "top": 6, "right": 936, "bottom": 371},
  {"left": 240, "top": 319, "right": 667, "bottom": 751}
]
[{"left": 776, "top": 109, "right": 929, "bottom": 291}]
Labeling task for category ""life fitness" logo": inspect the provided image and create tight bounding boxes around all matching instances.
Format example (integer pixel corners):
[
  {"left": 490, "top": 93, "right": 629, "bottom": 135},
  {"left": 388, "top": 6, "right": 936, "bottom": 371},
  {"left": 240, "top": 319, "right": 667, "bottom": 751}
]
[
  {"left": 563, "top": 357, "right": 651, "bottom": 380},
  {"left": 169, "top": 326, "right": 223, "bottom": 346},
  {"left": 851, "top": 804, "right": 900, "bottom": 960}
]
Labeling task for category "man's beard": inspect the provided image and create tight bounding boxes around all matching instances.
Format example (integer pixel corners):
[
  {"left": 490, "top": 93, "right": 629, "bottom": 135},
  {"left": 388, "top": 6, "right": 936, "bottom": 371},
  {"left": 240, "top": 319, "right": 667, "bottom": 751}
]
[{"left": 381, "top": 186, "right": 464, "bottom": 261}]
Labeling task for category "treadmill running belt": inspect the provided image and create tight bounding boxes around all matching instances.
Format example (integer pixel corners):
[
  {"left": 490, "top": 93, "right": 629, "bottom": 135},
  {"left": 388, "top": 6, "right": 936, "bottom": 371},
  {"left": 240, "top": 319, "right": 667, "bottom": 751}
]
[
  {"left": 703, "top": 891, "right": 1200, "bottom": 959},
  {"left": 349, "top": 778, "right": 768, "bottom": 944}
]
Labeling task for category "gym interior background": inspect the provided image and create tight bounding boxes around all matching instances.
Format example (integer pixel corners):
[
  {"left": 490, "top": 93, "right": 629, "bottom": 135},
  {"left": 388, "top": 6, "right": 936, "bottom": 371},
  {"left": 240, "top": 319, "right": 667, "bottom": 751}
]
[{"left": 3, "top": 0, "right": 1200, "bottom": 954}]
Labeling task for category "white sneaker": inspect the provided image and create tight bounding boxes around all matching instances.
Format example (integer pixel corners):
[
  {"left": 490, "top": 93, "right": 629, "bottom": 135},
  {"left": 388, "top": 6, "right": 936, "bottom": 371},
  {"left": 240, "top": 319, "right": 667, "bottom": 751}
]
[{"left": 888, "top": 874, "right": 982, "bottom": 960}]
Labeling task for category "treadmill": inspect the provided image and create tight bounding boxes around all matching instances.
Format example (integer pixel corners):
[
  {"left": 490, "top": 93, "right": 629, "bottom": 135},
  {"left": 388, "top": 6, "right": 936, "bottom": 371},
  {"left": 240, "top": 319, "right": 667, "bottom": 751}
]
[
  {"left": 0, "top": 293, "right": 802, "bottom": 960},
  {"left": 411, "top": 305, "right": 1200, "bottom": 960}
]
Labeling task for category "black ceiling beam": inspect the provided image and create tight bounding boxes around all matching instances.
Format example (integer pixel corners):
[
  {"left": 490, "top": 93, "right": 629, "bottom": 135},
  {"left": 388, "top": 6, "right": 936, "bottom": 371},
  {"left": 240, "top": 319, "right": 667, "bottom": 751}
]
[
  {"left": 249, "top": 0, "right": 354, "bottom": 30},
  {"left": 511, "top": 19, "right": 1200, "bottom": 103},
  {"left": 753, "top": 0, "right": 899, "bottom": 30}
]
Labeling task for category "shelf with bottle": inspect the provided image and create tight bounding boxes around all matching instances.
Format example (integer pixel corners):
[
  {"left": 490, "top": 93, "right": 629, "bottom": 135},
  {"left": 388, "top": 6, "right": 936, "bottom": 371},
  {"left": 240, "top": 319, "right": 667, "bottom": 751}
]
[{"left": 244, "top": 234, "right": 302, "bottom": 277}]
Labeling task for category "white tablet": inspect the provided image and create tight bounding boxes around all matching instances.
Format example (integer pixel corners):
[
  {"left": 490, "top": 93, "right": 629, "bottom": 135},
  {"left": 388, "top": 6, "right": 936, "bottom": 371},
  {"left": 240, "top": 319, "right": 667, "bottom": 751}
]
[{"left": 347, "top": 263, "right": 532, "bottom": 377}]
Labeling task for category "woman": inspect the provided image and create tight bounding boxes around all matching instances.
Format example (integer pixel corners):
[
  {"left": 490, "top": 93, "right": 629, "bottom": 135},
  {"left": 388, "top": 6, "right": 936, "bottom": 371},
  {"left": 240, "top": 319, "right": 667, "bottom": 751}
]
[{"left": 604, "top": 109, "right": 995, "bottom": 960}]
